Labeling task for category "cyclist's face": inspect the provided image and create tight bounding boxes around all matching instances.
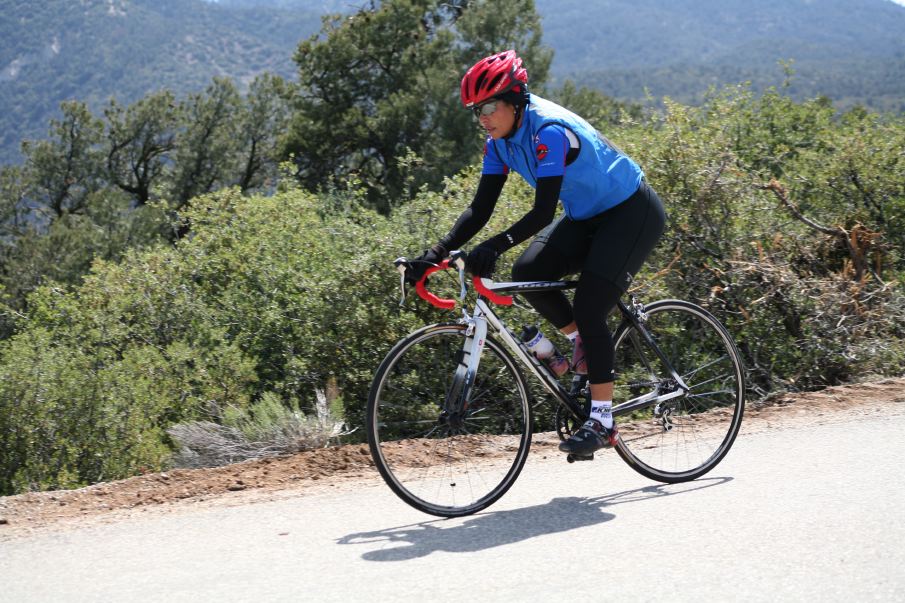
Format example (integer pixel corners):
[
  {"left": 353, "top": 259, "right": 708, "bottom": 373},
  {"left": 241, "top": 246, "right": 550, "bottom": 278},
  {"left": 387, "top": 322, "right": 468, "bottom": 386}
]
[{"left": 476, "top": 100, "right": 516, "bottom": 139}]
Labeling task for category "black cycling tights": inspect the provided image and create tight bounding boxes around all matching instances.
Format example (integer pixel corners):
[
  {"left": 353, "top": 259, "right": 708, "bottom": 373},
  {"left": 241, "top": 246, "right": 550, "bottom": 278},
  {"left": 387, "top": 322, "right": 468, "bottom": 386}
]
[
  {"left": 514, "top": 266, "right": 622, "bottom": 384},
  {"left": 510, "top": 182, "right": 666, "bottom": 384}
]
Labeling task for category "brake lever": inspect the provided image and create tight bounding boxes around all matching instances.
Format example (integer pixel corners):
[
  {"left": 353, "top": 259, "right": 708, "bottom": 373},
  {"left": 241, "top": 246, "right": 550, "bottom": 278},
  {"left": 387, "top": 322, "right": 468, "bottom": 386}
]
[
  {"left": 394, "top": 252, "right": 470, "bottom": 309},
  {"left": 450, "top": 251, "right": 468, "bottom": 300},
  {"left": 394, "top": 257, "right": 408, "bottom": 306}
]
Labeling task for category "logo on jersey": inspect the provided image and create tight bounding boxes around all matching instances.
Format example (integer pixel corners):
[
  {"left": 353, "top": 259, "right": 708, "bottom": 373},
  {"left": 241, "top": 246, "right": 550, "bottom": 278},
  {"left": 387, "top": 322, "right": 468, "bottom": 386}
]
[{"left": 535, "top": 143, "right": 549, "bottom": 160}]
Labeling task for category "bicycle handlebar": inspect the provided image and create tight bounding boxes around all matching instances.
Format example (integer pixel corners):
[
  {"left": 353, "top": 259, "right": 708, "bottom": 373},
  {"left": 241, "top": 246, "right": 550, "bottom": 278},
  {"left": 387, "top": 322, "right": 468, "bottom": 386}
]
[{"left": 395, "top": 251, "right": 514, "bottom": 309}]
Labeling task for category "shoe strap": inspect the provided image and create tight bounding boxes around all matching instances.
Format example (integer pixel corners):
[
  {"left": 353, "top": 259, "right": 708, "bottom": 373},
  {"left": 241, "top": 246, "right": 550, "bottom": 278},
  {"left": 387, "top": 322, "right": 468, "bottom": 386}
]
[{"left": 581, "top": 419, "right": 603, "bottom": 432}]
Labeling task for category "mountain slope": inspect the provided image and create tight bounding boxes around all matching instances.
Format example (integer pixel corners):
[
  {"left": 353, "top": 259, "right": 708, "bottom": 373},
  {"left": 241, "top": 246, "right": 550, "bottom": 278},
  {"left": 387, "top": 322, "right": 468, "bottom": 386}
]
[
  {"left": 3, "top": 0, "right": 905, "bottom": 164},
  {"left": 537, "top": 0, "right": 905, "bottom": 110},
  {"left": 539, "top": 0, "right": 905, "bottom": 71},
  {"left": 0, "top": 0, "right": 323, "bottom": 164}
]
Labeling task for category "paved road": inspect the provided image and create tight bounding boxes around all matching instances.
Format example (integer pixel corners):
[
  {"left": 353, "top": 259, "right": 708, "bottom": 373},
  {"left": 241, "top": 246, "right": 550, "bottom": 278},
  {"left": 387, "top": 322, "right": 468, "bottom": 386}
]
[{"left": 2, "top": 414, "right": 904, "bottom": 602}]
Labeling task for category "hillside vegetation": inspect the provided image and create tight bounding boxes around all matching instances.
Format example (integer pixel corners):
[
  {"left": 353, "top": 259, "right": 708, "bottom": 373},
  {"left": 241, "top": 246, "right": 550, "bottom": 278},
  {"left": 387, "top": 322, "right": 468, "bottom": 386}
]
[{"left": 2, "top": 84, "right": 904, "bottom": 495}]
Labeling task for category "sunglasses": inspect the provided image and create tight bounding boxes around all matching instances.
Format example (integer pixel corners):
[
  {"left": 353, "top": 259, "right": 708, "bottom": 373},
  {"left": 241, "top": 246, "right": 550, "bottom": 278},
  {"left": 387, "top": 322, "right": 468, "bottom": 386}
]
[{"left": 471, "top": 100, "right": 500, "bottom": 118}]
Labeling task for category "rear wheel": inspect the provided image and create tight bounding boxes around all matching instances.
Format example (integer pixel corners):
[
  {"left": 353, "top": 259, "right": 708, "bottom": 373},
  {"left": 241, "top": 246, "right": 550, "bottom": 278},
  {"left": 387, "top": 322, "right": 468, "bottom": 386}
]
[
  {"left": 367, "top": 324, "right": 532, "bottom": 517},
  {"left": 612, "top": 300, "right": 745, "bottom": 482}
]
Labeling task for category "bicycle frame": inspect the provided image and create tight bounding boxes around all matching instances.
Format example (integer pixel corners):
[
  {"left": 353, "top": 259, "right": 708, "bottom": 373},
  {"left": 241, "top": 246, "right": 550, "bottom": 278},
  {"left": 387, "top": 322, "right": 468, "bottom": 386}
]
[{"left": 447, "top": 277, "right": 692, "bottom": 424}]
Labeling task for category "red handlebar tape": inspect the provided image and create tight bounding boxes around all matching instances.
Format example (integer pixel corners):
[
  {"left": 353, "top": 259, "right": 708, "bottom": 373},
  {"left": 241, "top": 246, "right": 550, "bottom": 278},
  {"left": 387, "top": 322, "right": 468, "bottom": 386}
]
[
  {"left": 472, "top": 278, "right": 513, "bottom": 306},
  {"left": 414, "top": 259, "right": 514, "bottom": 309},
  {"left": 415, "top": 260, "right": 456, "bottom": 310}
]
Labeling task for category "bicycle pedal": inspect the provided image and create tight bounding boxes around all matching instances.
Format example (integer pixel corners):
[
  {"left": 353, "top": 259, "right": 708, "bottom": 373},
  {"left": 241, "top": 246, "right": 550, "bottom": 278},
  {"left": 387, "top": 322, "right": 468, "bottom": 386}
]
[{"left": 566, "top": 453, "right": 594, "bottom": 463}]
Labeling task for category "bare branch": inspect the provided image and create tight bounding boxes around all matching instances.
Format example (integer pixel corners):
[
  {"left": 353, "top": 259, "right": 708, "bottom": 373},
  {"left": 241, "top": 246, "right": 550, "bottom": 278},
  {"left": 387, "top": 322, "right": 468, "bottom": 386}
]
[{"left": 756, "top": 178, "right": 884, "bottom": 284}]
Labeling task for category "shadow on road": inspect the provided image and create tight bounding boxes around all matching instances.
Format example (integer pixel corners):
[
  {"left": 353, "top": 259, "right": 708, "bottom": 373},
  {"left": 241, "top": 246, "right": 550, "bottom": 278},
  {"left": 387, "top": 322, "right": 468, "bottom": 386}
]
[{"left": 338, "top": 477, "right": 731, "bottom": 561}]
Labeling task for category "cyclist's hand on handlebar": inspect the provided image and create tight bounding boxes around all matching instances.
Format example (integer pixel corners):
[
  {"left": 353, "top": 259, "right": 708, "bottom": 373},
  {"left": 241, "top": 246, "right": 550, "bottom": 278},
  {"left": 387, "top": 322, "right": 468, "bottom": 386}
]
[
  {"left": 405, "top": 243, "right": 448, "bottom": 285},
  {"left": 466, "top": 242, "right": 499, "bottom": 278}
]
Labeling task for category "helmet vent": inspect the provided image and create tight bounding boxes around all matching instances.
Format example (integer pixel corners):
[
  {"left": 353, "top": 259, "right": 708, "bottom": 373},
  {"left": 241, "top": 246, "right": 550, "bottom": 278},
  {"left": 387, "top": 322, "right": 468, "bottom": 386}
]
[{"left": 474, "top": 71, "right": 487, "bottom": 95}]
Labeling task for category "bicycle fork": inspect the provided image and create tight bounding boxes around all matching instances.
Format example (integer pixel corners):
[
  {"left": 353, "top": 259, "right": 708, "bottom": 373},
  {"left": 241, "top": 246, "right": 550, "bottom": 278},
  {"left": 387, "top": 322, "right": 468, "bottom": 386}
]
[
  {"left": 447, "top": 300, "right": 587, "bottom": 432},
  {"left": 444, "top": 311, "right": 488, "bottom": 419}
]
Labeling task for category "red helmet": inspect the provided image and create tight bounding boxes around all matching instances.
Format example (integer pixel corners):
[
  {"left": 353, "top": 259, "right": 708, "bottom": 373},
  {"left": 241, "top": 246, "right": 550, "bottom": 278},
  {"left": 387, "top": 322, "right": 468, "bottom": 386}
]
[{"left": 460, "top": 50, "right": 529, "bottom": 108}]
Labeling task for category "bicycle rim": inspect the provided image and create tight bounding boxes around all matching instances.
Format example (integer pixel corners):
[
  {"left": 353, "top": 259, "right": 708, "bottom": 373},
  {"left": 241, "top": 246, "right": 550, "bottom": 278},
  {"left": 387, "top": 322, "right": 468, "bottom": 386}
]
[
  {"left": 367, "top": 324, "right": 532, "bottom": 517},
  {"left": 613, "top": 300, "right": 745, "bottom": 482}
]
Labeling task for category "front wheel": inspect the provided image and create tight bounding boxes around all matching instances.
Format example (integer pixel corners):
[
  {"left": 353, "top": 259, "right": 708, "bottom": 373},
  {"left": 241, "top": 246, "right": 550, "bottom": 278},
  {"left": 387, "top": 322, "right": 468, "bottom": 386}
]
[
  {"left": 367, "top": 323, "right": 532, "bottom": 517},
  {"left": 612, "top": 300, "right": 745, "bottom": 483}
]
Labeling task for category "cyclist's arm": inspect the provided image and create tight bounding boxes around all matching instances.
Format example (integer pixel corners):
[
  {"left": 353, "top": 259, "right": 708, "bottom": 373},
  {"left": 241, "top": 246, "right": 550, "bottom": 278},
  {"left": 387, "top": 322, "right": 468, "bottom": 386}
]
[
  {"left": 479, "top": 175, "right": 562, "bottom": 253},
  {"left": 437, "top": 139, "right": 510, "bottom": 251}
]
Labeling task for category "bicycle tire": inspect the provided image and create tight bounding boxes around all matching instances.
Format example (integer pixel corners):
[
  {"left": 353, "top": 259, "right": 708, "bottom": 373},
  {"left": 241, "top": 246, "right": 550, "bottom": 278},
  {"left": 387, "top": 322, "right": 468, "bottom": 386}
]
[
  {"left": 612, "top": 299, "right": 745, "bottom": 482},
  {"left": 367, "top": 323, "right": 533, "bottom": 517}
]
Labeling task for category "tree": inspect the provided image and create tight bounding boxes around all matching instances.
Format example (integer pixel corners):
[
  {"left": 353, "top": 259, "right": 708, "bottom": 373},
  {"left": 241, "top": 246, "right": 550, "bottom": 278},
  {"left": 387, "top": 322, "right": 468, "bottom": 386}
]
[
  {"left": 235, "top": 73, "right": 292, "bottom": 193},
  {"left": 169, "top": 78, "right": 243, "bottom": 209},
  {"left": 0, "top": 166, "right": 29, "bottom": 336},
  {"left": 20, "top": 101, "right": 104, "bottom": 219},
  {"left": 1, "top": 98, "right": 175, "bottom": 328},
  {"left": 283, "top": 0, "right": 552, "bottom": 212},
  {"left": 104, "top": 91, "right": 179, "bottom": 207},
  {"left": 0, "top": 165, "right": 28, "bottom": 240},
  {"left": 0, "top": 75, "right": 295, "bottom": 320},
  {"left": 547, "top": 80, "right": 642, "bottom": 129}
]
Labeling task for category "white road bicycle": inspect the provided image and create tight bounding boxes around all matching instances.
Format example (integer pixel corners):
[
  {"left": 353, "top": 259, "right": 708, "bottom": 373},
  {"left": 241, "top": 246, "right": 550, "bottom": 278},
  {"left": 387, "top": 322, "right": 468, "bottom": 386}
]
[{"left": 367, "top": 252, "right": 745, "bottom": 517}]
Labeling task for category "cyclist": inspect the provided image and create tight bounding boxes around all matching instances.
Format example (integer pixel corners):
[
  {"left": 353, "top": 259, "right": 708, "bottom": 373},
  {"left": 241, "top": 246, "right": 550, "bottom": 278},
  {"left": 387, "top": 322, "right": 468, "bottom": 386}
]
[{"left": 409, "top": 50, "right": 666, "bottom": 457}]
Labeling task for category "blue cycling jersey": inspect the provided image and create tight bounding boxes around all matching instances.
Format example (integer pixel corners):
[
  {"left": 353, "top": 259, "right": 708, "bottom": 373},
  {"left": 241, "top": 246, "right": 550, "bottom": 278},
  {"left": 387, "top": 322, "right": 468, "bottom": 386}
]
[
  {"left": 482, "top": 94, "right": 643, "bottom": 220},
  {"left": 484, "top": 123, "right": 572, "bottom": 178}
]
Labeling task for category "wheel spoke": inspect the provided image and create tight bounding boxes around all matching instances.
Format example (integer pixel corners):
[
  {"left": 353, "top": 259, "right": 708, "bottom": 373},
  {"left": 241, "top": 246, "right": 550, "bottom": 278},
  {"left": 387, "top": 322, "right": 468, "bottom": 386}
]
[
  {"left": 687, "top": 390, "right": 736, "bottom": 400},
  {"left": 682, "top": 355, "right": 730, "bottom": 382},
  {"left": 687, "top": 371, "right": 733, "bottom": 392}
]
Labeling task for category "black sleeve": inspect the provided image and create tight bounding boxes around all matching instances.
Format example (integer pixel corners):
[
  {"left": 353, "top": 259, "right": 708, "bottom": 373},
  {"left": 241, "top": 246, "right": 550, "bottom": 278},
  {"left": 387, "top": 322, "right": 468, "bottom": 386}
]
[
  {"left": 480, "top": 175, "right": 563, "bottom": 253},
  {"left": 437, "top": 173, "right": 507, "bottom": 251}
]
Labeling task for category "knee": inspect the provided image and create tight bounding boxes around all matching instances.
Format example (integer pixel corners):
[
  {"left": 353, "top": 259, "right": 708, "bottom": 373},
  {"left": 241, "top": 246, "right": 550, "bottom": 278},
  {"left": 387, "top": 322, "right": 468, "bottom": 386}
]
[
  {"left": 572, "top": 288, "right": 605, "bottom": 337},
  {"left": 573, "top": 275, "right": 622, "bottom": 337}
]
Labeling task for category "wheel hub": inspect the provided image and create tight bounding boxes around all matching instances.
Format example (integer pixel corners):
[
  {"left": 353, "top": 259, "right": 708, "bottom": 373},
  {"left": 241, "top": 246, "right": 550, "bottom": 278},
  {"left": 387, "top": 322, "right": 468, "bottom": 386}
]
[
  {"left": 447, "top": 412, "right": 465, "bottom": 430},
  {"left": 439, "top": 410, "right": 466, "bottom": 430}
]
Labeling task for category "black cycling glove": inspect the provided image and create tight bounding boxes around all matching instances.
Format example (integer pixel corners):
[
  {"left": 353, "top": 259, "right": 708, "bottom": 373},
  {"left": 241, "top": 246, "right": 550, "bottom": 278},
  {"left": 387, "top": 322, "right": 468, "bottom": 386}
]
[
  {"left": 406, "top": 243, "right": 448, "bottom": 285},
  {"left": 466, "top": 242, "right": 501, "bottom": 278}
]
